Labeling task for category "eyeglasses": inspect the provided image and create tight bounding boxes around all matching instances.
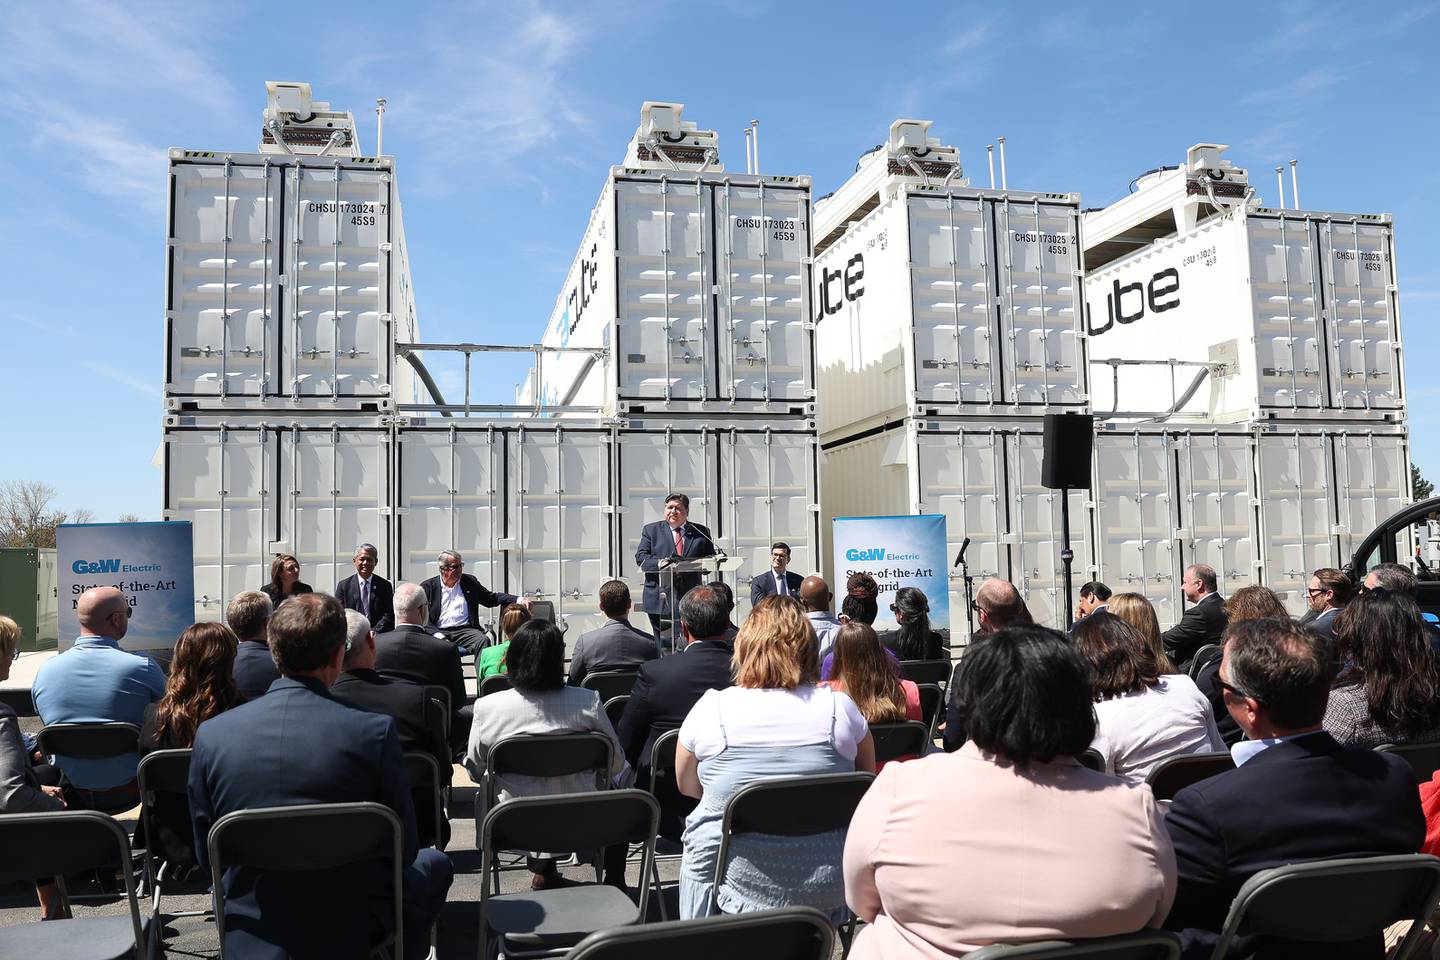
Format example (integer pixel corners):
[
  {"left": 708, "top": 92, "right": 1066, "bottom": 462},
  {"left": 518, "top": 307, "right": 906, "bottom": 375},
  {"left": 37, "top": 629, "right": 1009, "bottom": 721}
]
[
  {"left": 969, "top": 600, "right": 985, "bottom": 615},
  {"left": 109, "top": 607, "right": 133, "bottom": 621},
  {"left": 439, "top": 563, "right": 462, "bottom": 572},
  {"left": 1216, "top": 674, "right": 1259, "bottom": 704},
  {"left": 1304, "top": 588, "right": 1329, "bottom": 597}
]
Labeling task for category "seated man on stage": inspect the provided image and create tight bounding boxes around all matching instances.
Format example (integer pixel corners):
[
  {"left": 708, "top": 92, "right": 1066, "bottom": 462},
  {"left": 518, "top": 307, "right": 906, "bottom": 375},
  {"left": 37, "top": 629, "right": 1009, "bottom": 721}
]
[
  {"left": 635, "top": 493, "right": 716, "bottom": 644},
  {"left": 421, "top": 550, "right": 530, "bottom": 655}
]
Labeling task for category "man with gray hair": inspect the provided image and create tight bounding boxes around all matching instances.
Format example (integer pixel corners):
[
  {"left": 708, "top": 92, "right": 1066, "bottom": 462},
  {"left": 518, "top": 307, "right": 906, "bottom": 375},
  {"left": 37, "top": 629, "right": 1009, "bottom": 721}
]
[
  {"left": 1163, "top": 563, "right": 1227, "bottom": 669},
  {"left": 420, "top": 550, "right": 529, "bottom": 655},
  {"left": 335, "top": 543, "right": 394, "bottom": 634},
  {"left": 228, "top": 590, "right": 277, "bottom": 701},
  {"left": 375, "top": 582, "right": 469, "bottom": 753}
]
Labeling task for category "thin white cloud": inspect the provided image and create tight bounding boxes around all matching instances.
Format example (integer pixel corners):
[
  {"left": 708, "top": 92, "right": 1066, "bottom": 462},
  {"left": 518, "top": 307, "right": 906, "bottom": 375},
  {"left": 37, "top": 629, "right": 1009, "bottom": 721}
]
[
  {"left": 944, "top": 19, "right": 998, "bottom": 54},
  {"left": 1240, "top": 68, "right": 1341, "bottom": 106},
  {"left": 77, "top": 360, "right": 163, "bottom": 399}
]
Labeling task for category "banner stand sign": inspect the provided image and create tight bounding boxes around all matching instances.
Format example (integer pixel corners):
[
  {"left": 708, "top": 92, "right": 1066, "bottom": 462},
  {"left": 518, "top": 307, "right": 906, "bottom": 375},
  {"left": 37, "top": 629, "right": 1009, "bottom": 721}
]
[
  {"left": 832, "top": 514, "right": 950, "bottom": 638},
  {"left": 57, "top": 522, "right": 195, "bottom": 652}
]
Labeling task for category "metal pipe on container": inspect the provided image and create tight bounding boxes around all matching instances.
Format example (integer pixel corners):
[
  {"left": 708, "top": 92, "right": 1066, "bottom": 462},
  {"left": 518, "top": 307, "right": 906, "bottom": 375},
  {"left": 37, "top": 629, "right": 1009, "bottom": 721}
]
[
  {"left": 744, "top": 127, "right": 753, "bottom": 174},
  {"left": 751, "top": 119, "right": 760, "bottom": 173},
  {"left": 1275, "top": 166, "right": 1286, "bottom": 208},
  {"left": 997, "top": 136, "right": 1008, "bottom": 189},
  {"left": 1289, "top": 159, "right": 1301, "bottom": 209},
  {"left": 987, "top": 144, "right": 996, "bottom": 189},
  {"left": 375, "top": 98, "right": 386, "bottom": 156}
]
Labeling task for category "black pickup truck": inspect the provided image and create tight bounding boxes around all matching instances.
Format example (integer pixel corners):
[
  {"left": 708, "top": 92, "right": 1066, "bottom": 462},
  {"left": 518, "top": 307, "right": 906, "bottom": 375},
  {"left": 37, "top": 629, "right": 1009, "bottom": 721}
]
[{"left": 1346, "top": 497, "right": 1440, "bottom": 617}]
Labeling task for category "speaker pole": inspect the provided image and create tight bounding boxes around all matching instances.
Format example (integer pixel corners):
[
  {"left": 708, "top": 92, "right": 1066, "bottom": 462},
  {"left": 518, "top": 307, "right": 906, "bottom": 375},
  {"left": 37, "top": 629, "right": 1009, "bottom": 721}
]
[{"left": 1060, "top": 490, "right": 1075, "bottom": 631}]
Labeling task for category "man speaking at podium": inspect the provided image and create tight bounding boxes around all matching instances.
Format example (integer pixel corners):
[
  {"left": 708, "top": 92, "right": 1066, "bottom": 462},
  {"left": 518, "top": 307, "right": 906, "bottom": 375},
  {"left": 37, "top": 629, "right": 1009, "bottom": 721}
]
[{"left": 635, "top": 493, "right": 716, "bottom": 642}]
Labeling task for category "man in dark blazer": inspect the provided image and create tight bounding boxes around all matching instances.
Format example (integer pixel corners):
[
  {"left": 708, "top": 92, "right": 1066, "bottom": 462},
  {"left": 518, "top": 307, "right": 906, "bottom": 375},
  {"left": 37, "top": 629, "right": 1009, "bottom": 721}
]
[
  {"left": 374, "top": 582, "right": 469, "bottom": 754},
  {"left": 750, "top": 540, "right": 805, "bottom": 607},
  {"left": 227, "top": 591, "right": 279, "bottom": 701},
  {"left": 568, "top": 580, "right": 657, "bottom": 686},
  {"left": 634, "top": 493, "right": 716, "bottom": 640},
  {"left": 1302, "top": 567, "right": 1353, "bottom": 649},
  {"left": 1162, "top": 563, "right": 1228, "bottom": 668},
  {"left": 617, "top": 585, "right": 735, "bottom": 839},
  {"left": 1165, "top": 618, "right": 1424, "bottom": 959},
  {"left": 420, "top": 549, "right": 526, "bottom": 655},
  {"left": 331, "top": 610, "right": 451, "bottom": 848},
  {"left": 188, "top": 594, "right": 452, "bottom": 960},
  {"left": 334, "top": 543, "right": 395, "bottom": 634}
]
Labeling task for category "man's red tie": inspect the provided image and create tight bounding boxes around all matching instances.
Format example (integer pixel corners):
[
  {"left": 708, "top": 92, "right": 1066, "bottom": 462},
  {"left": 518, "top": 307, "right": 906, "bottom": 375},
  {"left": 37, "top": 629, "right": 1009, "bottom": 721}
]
[{"left": 674, "top": 527, "right": 684, "bottom": 555}]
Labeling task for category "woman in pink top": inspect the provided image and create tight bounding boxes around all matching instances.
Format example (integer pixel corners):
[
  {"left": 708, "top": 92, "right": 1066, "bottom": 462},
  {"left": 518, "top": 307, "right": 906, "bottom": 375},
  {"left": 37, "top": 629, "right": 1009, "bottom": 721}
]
[{"left": 843, "top": 625, "right": 1176, "bottom": 958}]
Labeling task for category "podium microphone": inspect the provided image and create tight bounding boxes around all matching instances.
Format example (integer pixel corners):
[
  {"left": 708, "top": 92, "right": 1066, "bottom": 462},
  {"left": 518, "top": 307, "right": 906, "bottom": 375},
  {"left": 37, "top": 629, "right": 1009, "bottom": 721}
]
[
  {"left": 954, "top": 537, "right": 970, "bottom": 568},
  {"left": 684, "top": 521, "right": 725, "bottom": 557}
]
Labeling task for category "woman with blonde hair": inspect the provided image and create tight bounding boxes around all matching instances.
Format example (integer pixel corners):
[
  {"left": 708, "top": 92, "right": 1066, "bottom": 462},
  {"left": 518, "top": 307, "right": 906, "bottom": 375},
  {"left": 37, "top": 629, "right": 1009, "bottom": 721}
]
[
  {"left": 1108, "top": 593, "right": 1178, "bottom": 675},
  {"left": 261, "top": 553, "right": 311, "bottom": 606},
  {"left": 676, "top": 595, "right": 876, "bottom": 920}
]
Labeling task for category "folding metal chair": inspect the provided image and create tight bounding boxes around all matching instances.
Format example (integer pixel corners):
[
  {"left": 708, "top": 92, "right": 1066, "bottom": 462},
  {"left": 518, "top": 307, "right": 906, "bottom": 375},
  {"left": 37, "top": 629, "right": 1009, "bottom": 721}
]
[
  {"left": 1378, "top": 741, "right": 1440, "bottom": 783},
  {"left": 480, "top": 674, "right": 513, "bottom": 697},
  {"left": 1187, "top": 644, "right": 1223, "bottom": 681},
  {"left": 1144, "top": 751, "right": 1235, "bottom": 802},
  {"left": 869, "top": 721, "right": 930, "bottom": 765},
  {"left": 424, "top": 685, "right": 452, "bottom": 740},
  {"left": 643, "top": 727, "right": 693, "bottom": 920},
  {"left": 37, "top": 722, "right": 142, "bottom": 810},
  {"left": 404, "top": 751, "right": 447, "bottom": 850},
  {"left": 1208, "top": 853, "right": 1440, "bottom": 960},
  {"left": 582, "top": 670, "right": 639, "bottom": 703},
  {"left": 603, "top": 695, "right": 629, "bottom": 732},
  {"left": 136, "top": 747, "right": 208, "bottom": 925},
  {"left": 916, "top": 683, "right": 944, "bottom": 740},
  {"left": 0, "top": 809, "right": 151, "bottom": 960},
  {"left": 898, "top": 659, "right": 953, "bottom": 686},
  {"left": 481, "top": 732, "right": 614, "bottom": 818},
  {"left": 207, "top": 801, "right": 403, "bottom": 960},
  {"left": 565, "top": 906, "right": 835, "bottom": 960},
  {"left": 966, "top": 929, "right": 1182, "bottom": 959},
  {"left": 1077, "top": 749, "right": 1106, "bottom": 772},
  {"left": 478, "top": 790, "right": 659, "bottom": 960}
]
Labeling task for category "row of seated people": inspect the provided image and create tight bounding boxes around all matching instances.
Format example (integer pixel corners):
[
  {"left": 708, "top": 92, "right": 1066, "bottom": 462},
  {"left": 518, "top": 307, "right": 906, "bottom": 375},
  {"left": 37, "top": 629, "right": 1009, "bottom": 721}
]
[{"left": 6, "top": 566, "right": 1440, "bottom": 956}]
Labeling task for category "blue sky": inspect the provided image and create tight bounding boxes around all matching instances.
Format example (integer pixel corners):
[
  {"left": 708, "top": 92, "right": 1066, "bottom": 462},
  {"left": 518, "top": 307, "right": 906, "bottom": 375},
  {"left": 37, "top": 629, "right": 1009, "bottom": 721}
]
[{"left": 2, "top": 1, "right": 1438, "bottom": 521}]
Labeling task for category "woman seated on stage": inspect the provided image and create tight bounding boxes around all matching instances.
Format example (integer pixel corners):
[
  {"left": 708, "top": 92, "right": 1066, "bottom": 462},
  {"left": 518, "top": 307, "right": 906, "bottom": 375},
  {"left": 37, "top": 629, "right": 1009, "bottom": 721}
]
[{"left": 675, "top": 595, "right": 876, "bottom": 921}]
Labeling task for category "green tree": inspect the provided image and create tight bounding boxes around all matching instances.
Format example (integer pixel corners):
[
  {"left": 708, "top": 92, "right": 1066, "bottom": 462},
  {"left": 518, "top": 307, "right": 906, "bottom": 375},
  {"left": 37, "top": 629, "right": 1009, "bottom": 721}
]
[{"left": 1414, "top": 464, "right": 1435, "bottom": 501}]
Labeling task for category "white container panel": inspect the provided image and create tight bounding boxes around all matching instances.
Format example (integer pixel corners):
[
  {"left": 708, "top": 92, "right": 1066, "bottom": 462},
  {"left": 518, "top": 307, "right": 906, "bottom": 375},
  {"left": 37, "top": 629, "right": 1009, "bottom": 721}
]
[
  {"left": 1331, "top": 431, "right": 1411, "bottom": 561},
  {"left": 723, "top": 429, "right": 821, "bottom": 615},
  {"left": 817, "top": 431, "right": 913, "bottom": 542},
  {"left": 1245, "top": 214, "right": 1325, "bottom": 409},
  {"left": 913, "top": 427, "right": 1008, "bottom": 584},
  {"left": 278, "top": 428, "right": 391, "bottom": 591},
  {"left": 1318, "top": 219, "right": 1401, "bottom": 411},
  {"left": 1177, "top": 432, "right": 1260, "bottom": 598},
  {"left": 394, "top": 428, "right": 504, "bottom": 596},
  {"left": 906, "top": 196, "right": 996, "bottom": 404},
  {"left": 996, "top": 198, "right": 1086, "bottom": 406},
  {"left": 1256, "top": 432, "right": 1334, "bottom": 609},
  {"left": 1092, "top": 431, "right": 1181, "bottom": 624},
  {"left": 1008, "top": 432, "right": 1094, "bottom": 630}
]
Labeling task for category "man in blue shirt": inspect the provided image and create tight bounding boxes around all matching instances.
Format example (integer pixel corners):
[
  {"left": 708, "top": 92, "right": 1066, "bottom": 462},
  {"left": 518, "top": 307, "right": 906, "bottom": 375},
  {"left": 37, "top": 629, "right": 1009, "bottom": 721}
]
[{"left": 32, "top": 586, "right": 165, "bottom": 808}]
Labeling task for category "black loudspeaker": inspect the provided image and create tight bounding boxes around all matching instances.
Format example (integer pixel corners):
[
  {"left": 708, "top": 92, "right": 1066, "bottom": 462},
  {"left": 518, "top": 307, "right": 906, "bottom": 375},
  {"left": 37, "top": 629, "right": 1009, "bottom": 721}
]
[{"left": 1041, "top": 413, "right": 1094, "bottom": 490}]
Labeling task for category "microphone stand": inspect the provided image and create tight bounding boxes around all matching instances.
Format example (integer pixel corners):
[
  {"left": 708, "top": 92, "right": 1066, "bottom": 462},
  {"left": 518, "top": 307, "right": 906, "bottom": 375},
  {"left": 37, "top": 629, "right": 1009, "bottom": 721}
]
[{"left": 955, "top": 538, "right": 974, "bottom": 639}]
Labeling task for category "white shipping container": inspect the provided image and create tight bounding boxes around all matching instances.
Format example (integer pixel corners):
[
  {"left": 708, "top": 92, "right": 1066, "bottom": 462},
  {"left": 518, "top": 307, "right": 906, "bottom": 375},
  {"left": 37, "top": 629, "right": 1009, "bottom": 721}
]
[
  {"left": 820, "top": 417, "right": 1095, "bottom": 635},
  {"left": 1092, "top": 422, "right": 1412, "bottom": 622},
  {"left": 165, "top": 151, "right": 420, "bottom": 410}
]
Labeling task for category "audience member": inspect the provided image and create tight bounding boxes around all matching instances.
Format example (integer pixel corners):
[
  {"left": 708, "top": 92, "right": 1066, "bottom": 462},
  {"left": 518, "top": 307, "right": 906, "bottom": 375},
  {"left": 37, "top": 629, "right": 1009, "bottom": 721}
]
[
  {"left": 1195, "top": 586, "right": 1288, "bottom": 745},
  {"left": 1301, "top": 567, "right": 1353, "bottom": 647},
  {"left": 823, "top": 623, "right": 921, "bottom": 769},
  {"left": 331, "top": 610, "right": 452, "bottom": 848},
  {"left": 374, "top": 582, "right": 468, "bottom": 754},
  {"left": 421, "top": 550, "right": 528, "bottom": 655},
  {"left": 1162, "top": 564, "right": 1227, "bottom": 668},
  {"left": 227, "top": 590, "right": 278, "bottom": 701},
  {"left": 943, "top": 578, "right": 1030, "bottom": 752},
  {"left": 32, "top": 586, "right": 164, "bottom": 809},
  {"left": 1365, "top": 561, "right": 1419, "bottom": 595},
  {"left": 1073, "top": 580, "right": 1113, "bottom": 629},
  {"left": 478, "top": 603, "right": 529, "bottom": 680},
  {"left": 844, "top": 625, "right": 1176, "bottom": 958},
  {"left": 1324, "top": 588, "right": 1440, "bottom": 747},
  {"left": 1164, "top": 618, "right": 1424, "bottom": 958},
  {"left": 705, "top": 579, "right": 740, "bottom": 642},
  {"left": 751, "top": 541, "right": 804, "bottom": 606},
  {"left": 568, "top": 579, "right": 657, "bottom": 686},
  {"left": 1108, "top": 592, "right": 1178, "bottom": 674},
  {"left": 0, "top": 615, "right": 68, "bottom": 920},
  {"left": 841, "top": 573, "right": 880, "bottom": 625},
  {"left": 1072, "top": 612, "right": 1223, "bottom": 783},
  {"left": 335, "top": 543, "right": 395, "bottom": 634},
  {"left": 877, "top": 586, "right": 945, "bottom": 661},
  {"left": 799, "top": 575, "right": 843, "bottom": 656},
  {"left": 260, "top": 553, "right": 311, "bottom": 607},
  {"left": 464, "top": 620, "right": 628, "bottom": 890},
  {"left": 676, "top": 595, "right": 876, "bottom": 921},
  {"left": 188, "top": 594, "right": 452, "bottom": 960}
]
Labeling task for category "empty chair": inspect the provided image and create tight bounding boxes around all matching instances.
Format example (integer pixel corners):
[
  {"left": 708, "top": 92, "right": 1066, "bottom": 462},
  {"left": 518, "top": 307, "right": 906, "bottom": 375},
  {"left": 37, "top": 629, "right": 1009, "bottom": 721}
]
[
  {"left": 966, "top": 930, "right": 1182, "bottom": 959},
  {"left": 869, "top": 722, "right": 929, "bottom": 766},
  {"left": 917, "top": 683, "right": 943, "bottom": 739},
  {"left": 424, "top": 685, "right": 453, "bottom": 739},
  {"left": 1187, "top": 645, "right": 1222, "bottom": 682},
  {"left": 404, "top": 751, "right": 447, "bottom": 850},
  {"left": 564, "top": 906, "right": 836, "bottom": 960},
  {"left": 582, "top": 670, "right": 639, "bottom": 703},
  {"left": 0, "top": 809, "right": 150, "bottom": 960},
  {"left": 898, "top": 660, "right": 952, "bottom": 686},
  {"left": 479, "top": 790, "right": 659, "bottom": 959},
  {"left": 1144, "top": 752, "right": 1235, "bottom": 803},
  {"left": 1378, "top": 741, "right": 1440, "bottom": 783}
]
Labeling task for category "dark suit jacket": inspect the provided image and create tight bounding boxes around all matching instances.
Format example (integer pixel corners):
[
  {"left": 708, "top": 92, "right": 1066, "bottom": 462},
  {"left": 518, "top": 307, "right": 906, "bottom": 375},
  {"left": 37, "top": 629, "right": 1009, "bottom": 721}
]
[
  {"left": 1165, "top": 731, "right": 1424, "bottom": 959},
  {"left": 420, "top": 573, "right": 515, "bottom": 630},
  {"left": 372, "top": 624, "right": 467, "bottom": 732},
  {"left": 188, "top": 676, "right": 419, "bottom": 960},
  {"left": 335, "top": 574, "right": 395, "bottom": 634},
  {"left": 259, "top": 582, "right": 312, "bottom": 607},
  {"left": 568, "top": 618, "right": 658, "bottom": 686},
  {"left": 750, "top": 569, "right": 804, "bottom": 607},
  {"left": 634, "top": 520, "right": 716, "bottom": 614},
  {"left": 617, "top": 638, "right": 734, "bottom": 770},
  {"left": 232, "top": 640, "right": 280, "bottom": 702},
  {"left": 1163, "top": 593, "right": 1228, "bottom": 666},
  {"left": 1304, "top": 606, "right": 1342, "bottom": 649}
]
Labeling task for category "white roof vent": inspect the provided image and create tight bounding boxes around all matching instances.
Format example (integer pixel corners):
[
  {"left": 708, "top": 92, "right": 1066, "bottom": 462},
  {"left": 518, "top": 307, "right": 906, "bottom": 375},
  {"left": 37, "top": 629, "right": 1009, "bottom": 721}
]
[{"left": 261, "top": 80, "right": 360, "bottom": 157}]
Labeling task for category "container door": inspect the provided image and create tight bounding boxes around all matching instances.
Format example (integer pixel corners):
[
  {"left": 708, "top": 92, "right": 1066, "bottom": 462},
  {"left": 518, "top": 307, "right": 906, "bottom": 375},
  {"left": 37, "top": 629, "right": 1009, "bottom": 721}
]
[
  {"left": 1247, "top": 214, "right": 1325, "bottom": 410},
  {"left": 906, "top": 195, "right": 997, "bottom": 406},
  {"left": 281, "top": 162, "right": 393, "bottom": 400},
  {"left": 167, "top": 160, "right": 281, "bottom": 399},
  {"left": 164, "top": 425, "right": 276, "bottom": 619},
  {"left": 1007, "top": 432, "right": 1094, "bottom": 630},
  {"left": 1317, "top": 219, "right": 1401, "bottom": 411},
  {"left": 716, "top": 183, "right": 813, "bottom": 402},
  {"left": 394, "top": 426, "right": 504, "bottom": 593},
  {"left": 510, "top": 428, "right": 613, "bottom": 634},
  {"left": 722, "top": 428, "right": 821, "bottom": 617},
  {"left": 1256, "top": 431, "right": 1335, "bottom": 613},
  {"left": 994, "top": 198, "right": 1086, "bottom": 407},
  {"left": 278, "top": 427, "right": 390, "bottom": 591},
  {"left": 614, "top": 179, "right": 711, "bottom": 401},
  {"left": 1092, "top": 431, "right": 1180, "bottom": 625},
  {"left": 1332, "top": 432, "right": 1412, "bottom": 565},
  {"left": 1176, "top": 432, "right": 1259, "bottom": 601},
  {"left": 615, "top": 428, "right": 716, "bottom": 609}
]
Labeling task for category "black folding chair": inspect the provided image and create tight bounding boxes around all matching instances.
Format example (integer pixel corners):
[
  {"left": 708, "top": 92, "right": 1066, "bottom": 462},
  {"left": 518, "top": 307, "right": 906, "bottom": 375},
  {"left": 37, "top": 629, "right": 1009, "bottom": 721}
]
[
  {"left": 898, "top": 659, "right": 952, "bottom": 686},
  {"left": 37, "top": 722, "right": 142, "bottom": 809},
  {"left": 136, "top": 748, "right": 207, "bottom": 925},
  {"left": 643, "top": 727, "right": 694, "bottom": 920},
  {"left": 1077, "top": 749, "right": 1106, "bottom": 772},
  {"left": 712, "top": 772, "right": 874, "bottom": 936},
  {"left": 1378, "top": 741, "right": 1440, "bottom": 783},
  {"left": 869, "top": 722, "right": 930, "bottom": 764},
  {"left": 604, "top": 695, "right": 629, "bottom": 732},
  {"left": 207, "top": 802, "right": 403, "bottom": 960},
  {"left": 967, "top": 930, "right": 1182, "bottom": 959},
  {"left": 1144, "top": 751, "right": 1236, "bottom": 802},
  {"left": 480, "top": 674, "right": 513, "bottom": 697},
  {"left": 582, "top": 670, "right": 639, "bottom": 703},
  {"left": 479, "top": 790, "right": 660, "bottom": 960},
  {"left": 917, "top": 683, "right": 944, "bottom": 740},
  {"left": 1187, "top": 644, "right": 1223, "bottom": 681},
  {"left": 481, "top": 732, "right": 614, "bottom": 823},
  {"left": 1208, "top": 854, "right": 1440, "bottom": 960},
  {"left": 424, "top": 685, "right": 452, "bottom": 739},
  {"left": 565, "top": 906, "right": 835, "bottom": 960},
  {"left": 404, "top": 751, "right": 447, "bottom": 850},
  {"left": 0, "top": 809, "right": 151, "bottom": 960}
]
